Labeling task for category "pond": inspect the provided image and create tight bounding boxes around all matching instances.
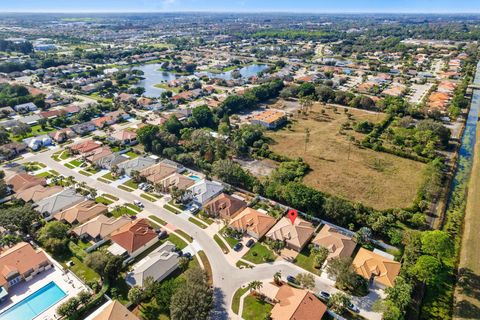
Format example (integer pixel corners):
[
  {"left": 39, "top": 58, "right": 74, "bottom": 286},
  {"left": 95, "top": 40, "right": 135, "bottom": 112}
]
[{"left": 133, "top": 63, "right": 269, "bottom": 98}]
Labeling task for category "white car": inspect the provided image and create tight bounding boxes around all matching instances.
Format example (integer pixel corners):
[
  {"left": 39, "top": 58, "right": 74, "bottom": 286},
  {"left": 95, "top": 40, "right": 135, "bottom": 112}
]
[{"left": 133, "top": 200, "right": 144, "bottom": 208}]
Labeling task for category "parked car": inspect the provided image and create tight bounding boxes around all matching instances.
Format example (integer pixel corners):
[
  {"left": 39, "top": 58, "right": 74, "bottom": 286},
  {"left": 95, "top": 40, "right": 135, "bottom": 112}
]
[
  {"left": 130, "top": 215, "right": 137, "bottom": 220},
  {"left": 188, "top": 204, "right": 200, "bottom": 214},
  {"left": 245, "top": 239, "right": 255, "bottom": 248},
  {"left": 318, "top": 291, "right": 331, "bottom": 301},
  {"left": 287, "top": 275, "right": 298, "bottom": 284},
  {"left": 133, "top": 200, "right": 144, "bottom": 208},
  {"left": 233, "top": 243, "right": 243, "bottom": 251},
  {"left": 348, "top": 302, "right": 360, "bottom": 313},
  {"left": 157, "top": 230, "right": 168, "bottom": 239},
  {"left": 182, "top": 252, "right": 192, "bottom": 259}
]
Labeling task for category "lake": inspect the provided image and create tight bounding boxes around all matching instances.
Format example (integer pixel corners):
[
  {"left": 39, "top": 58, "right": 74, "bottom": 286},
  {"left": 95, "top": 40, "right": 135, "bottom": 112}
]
[{"left": 133, "top": 63, "right": 269, "bottom": 98}]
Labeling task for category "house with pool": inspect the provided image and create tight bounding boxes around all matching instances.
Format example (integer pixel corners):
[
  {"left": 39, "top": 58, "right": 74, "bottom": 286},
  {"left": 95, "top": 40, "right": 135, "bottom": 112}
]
[{"left": 0, "top": 242, "right": 52, "bottom": 302}]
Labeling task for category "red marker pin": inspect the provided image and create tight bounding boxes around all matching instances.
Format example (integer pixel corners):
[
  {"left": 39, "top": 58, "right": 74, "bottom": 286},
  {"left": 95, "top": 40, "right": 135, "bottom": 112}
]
[{"left": 287, "top": 209, "right": 298, "bottom": 225}]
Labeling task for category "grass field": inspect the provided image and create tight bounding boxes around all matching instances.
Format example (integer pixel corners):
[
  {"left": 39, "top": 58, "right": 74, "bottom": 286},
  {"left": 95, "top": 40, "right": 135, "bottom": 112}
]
[
  {"left": 242, "top": 294, "right": 273, "bottom": 320},
  {"left": 242, "top": 242, "right": 276, "bottom": 264},
  {"left": 267, "top": 103, "right": 426, "bottom": 210},
  {"left": 454, "top": 126, "right": 480, "bottom": 319},
  {"left": 232, "top": 287, "right": 249, "bottom": 314}
]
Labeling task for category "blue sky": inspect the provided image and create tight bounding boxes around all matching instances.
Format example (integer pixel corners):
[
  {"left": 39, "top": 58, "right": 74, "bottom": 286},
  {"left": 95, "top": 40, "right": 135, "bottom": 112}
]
[{"left": 0, "top": 0, "right": 479, "bottom": 13}]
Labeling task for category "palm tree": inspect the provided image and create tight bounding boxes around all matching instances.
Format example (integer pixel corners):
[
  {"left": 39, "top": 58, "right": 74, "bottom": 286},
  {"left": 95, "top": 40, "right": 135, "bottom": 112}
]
[
  {"left": 273, "top": 271, "right": 282, "bottom": 285},
  {"left": 247, "top": 281, "right": 263, "bottom": 295}
]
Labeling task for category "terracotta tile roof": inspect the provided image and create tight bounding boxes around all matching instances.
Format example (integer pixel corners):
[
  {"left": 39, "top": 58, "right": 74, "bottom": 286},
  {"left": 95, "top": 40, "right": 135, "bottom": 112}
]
[
  {"left": 311, "top": 225, "right": 357, "bottom": 260},
  {"left": 15, "top": 185, "right": 63, "bottom": 202},
  {"left": 69, "top": 140, "right": 102, "bottom": 154},
  {"left": 73, "top": 214, "right": 131, "bottom": 240},
  {"left": 266, "top": 217, "right": 315, "bottom": 251},
  {"left": 204, "top": 193, "right": 247, "bottom": 220},
  {"left": 160, "top": 173, "right": 195, "bottom": 191},
  {"left": 140, "top": 162, "right": 177, "bottom": 183},
  {"left": 6, "top": 173, "right": 46, "bottom": 193},
  {"left": 271, "top": 285, "right": 327, "bottom": 320},
  {"left": 92, "top": 300, "right": 139, "bottom": 320},
  {"left": 54, "top": 200, "right": 108, "bottom": 225},
  {"left": 251, "top": 109, "right": 286, "bottom": 125},
  {"left": 352, "top": 248, "right": 401, "bottom": 288},
  {"left": 111, "top": 129, "right": 137, "bottom": 142},
  {"left": 110, "top": 219, "right": 157, "bottom": 254},
  {"left": 85, "top": 146, "right": 113, "bottom": 163},
  {"left": 0, "top": 242, "right": 50, "bottom": 287},
  {"left": 228, "top": 207, "right": 276, "bottom": 239}
]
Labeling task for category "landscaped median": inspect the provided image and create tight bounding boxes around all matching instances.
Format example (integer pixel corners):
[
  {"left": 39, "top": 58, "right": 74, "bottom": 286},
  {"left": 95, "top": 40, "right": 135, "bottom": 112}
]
[
  {"left": 232, "top": 286, "right": 249, "bottom": 314},
  {"left": 214, "top": 234, "right": 230, "bottom": 254}
]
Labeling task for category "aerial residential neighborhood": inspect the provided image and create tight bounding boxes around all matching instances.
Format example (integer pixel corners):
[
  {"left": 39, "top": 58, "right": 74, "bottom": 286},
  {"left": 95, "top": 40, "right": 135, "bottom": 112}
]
[{"left": 0, "top": 1, "right": 479, "bottom": 320}]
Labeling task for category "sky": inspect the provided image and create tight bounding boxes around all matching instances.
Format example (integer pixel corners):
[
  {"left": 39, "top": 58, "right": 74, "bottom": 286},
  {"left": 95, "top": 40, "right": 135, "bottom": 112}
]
[{"left": 0, "top": 0, "right": 479, "bottom": 14}]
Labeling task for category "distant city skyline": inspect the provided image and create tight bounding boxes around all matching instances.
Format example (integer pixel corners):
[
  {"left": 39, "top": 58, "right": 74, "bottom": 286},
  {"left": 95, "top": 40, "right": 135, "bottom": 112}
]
[{"left": 0, "top": 0, "right": 479, "bottom": 14}]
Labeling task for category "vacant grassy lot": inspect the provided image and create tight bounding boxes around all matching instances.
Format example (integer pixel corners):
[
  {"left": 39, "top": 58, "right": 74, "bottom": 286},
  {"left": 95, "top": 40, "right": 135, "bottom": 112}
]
[
  {"left": 454, "top": 126, "right": 480, "bottom": 319},
  {"left": 267, "top": 103, "right": 426, "bottom": 210}
]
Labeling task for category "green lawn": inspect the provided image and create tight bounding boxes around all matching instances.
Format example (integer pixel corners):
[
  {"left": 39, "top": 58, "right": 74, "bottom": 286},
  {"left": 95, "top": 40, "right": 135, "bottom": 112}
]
[
  {"left": 232, "top": 287, "right": 249, "bottom": 314},
  {"left": 242, "top": 295, "right": 273, "bottom": 320},
  {"left": 118, "top": 185, "right": 134, "bottom": 192},
  {"left": 97, "top": 177, "right": 111, "bottom": 184},
  {"left": 174, "top": 230, "right": 193, "bottom": 243},
  {"left": 188, "top": 217, "right": 208, "bottom": 229},
  {"left": 64, "top": 163, "right": 75, "bottom": 169},
  {"left": 236, "top": 260, "right": 254, "bottom": 269},
  {"left": 111, "top": 206, "right": 137, "bottom": 217},
  {"left": 214, "top": 234, "right": 230, "bottom": 254},
  {"left": 197, "top": 250, "right": 213, "bottom": 285},
  {"left": 294, "top": 246, "right": 322, "bottom": 274},
  {"left": 101, "top": 172, "right": 119, "bottom": 181},
  {"left": 79, "top": 170, "right": 93, "bottom": 176},
  {"left": 149, "top": 215, "right": 166, "bottom": 226},
  {"left": 36, "top": 171, "right": 54, "bottom": 178},
  {"left": 140, "top": 193, "right": 156, "bottom": 202},
  {"left": 122, "top": 179, "right": 139, "bottom": 190},
  {"left": 167, "top": 233, "right": 188, "bottom": 250},
  {"left": 125, "top": 151, "right": 139, "bottom": 159},
  {"left": 125, "top": 203, "right": 142, "bottom": 212},
  {"left": 69, "top": 159, "right": 84, "bottom": 167},
  {"left": 95, "top": 196, "right": 114, "bottom": 205},
  {"left": 69, "top": 257, "right": 100, "bottom": 283},
  {"left": 224, "top": 235, "right": 240, "bottom": 248},
  {"left": 103, "top": 194, "right": 119, "bottom": 201},
  {"left": 242, "top": 243, "right": 276, "bottom": 264},
  {"left": 164, "top": 203, "right": 181, "bottom": 214},
  {"left": 168, "top": 200, "right": 185, "bottom": 211}
]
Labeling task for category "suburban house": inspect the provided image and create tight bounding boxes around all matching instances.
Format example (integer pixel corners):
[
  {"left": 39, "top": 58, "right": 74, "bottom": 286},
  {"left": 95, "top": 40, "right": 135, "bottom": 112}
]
[
  {"left": 72, "top": 214, "right": 131, "bottom": 243},
  {"left": 204, "top": 193, "right": 247, "bottom": 220},
  {"left": 108, "top": 219, "right": 158, "bottom": 258},
  {"left": 93, "top": 153, "right": 129, "bottom": 170},
  {"left": 265, "top": 217, "right": 315, "bottom": 252},
  {"left": 250, "top": 109, "right": 287, "bottom": 129},
  {"left": 19, "top": 114, "right": 42, "bottom": 125},
  {"left": 71, "top": 121, "right": 96, "bottom": 135},
  {"left": 49, "top": 128, "right": 76, "bottom": 143},
  {"left": 0, "top": 242, "right": 52, "bottom": 302},
  {"left": 110, "top": 129, "right": 138, "bottom": 146},
  {"left": 53, "top": 200, "right": 108, "bottom": 225},
  {"left": 228, "top": 207, "right": 277, "bottom": 239},
  {"left": 6, "top": 173, "right": 46, "bottom": 193},
  {"left": 13, "top": 102, "right": 37, "bottom": 113},
  {"left": 157, "top": 173, "right": 195, "bottom": 193},
  {"left": 118, "top": 157, "right": 156, "bottom": 176},
  {"left": 23, "top": 135, "right": 53, "bottom": 151},
  {"left": 352, "top": 248, "right": 401, "bottom": 288},
  {"left": 311, "top": 225, "right": 357, "bottom": 261},
  {"left": 84, "top": 146, "right": 113, "bottom": 163},
  {"left": 15, "top": 185, "right": 63, "bottom": 203},
  {"left": 89, "top": 300, "right": 139, "bottom": 320},
  {"left": 34, "top": 189, "right": 85, "bottom": 219},
  {"left": 0, "top": 142, "right": 27, "bottom": 160},
  {"left": 69, "top": 140, "right": 101, "bottom": 155},
  {"left": 140, "top": 162, "right": 178, "bottom": 184},
  {"left": 187, "top": 179, "right": 224, "bottom": 205},
  {"left": 270, "top": 285, "right": 327, "bottom": 320},
  {"left": 125, "top": 241, "right": 179, "bottom": 288}
]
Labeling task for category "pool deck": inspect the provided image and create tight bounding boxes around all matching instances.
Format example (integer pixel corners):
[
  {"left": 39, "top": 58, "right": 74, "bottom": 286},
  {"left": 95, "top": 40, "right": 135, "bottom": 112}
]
[{"left": 0, "top": 255, "right": 88, "bottom": 320}]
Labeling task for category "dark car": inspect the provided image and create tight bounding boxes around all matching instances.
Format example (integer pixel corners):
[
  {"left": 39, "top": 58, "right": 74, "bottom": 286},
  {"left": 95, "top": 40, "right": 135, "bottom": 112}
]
[
  {"left": 157, "top": 230, "right": 168, "bottom": 239},
  {"left": 348, "top": 302, "right": 360, "bottom": 313},
  {"left": 318, "top": 291, "right": 331, "bottom": 301},
  {"left": 182, "top": 252, "right": 192, "bottom": 260},
  {"left": 233, "top": 243, "right": 243, "bottom": 251},
  {"left": 287, "top": 275, "right": 298, "bottom": 284},
  {"left": 245, "top": 239, "right": 255, "bottom": 248}
]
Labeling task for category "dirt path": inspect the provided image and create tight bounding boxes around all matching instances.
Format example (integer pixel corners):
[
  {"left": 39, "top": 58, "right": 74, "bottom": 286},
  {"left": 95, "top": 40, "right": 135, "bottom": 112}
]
[{"left": 454, "top": 125, "right": 480, "bottom": 320}]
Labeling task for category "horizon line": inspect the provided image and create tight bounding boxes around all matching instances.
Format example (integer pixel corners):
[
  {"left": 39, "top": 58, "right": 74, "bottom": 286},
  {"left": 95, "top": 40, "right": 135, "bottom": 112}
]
[{"left": 1, "top": 10, "right": 480, "bottom": 14}]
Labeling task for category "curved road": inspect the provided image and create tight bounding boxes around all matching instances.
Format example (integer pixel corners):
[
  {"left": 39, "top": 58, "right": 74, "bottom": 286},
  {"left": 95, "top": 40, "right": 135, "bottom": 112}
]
[{"left": 19, "top": 146, "right": 381, "bottom": 320}]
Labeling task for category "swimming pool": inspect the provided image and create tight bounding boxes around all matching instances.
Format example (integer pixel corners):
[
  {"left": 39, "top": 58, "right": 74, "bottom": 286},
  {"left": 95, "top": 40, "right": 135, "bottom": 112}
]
[
  {"left": 0, "top": 281, "right": 66, "bottom": 320},
  {"left": 189, "top": 175, "right": 201, "bottom": 181}
]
